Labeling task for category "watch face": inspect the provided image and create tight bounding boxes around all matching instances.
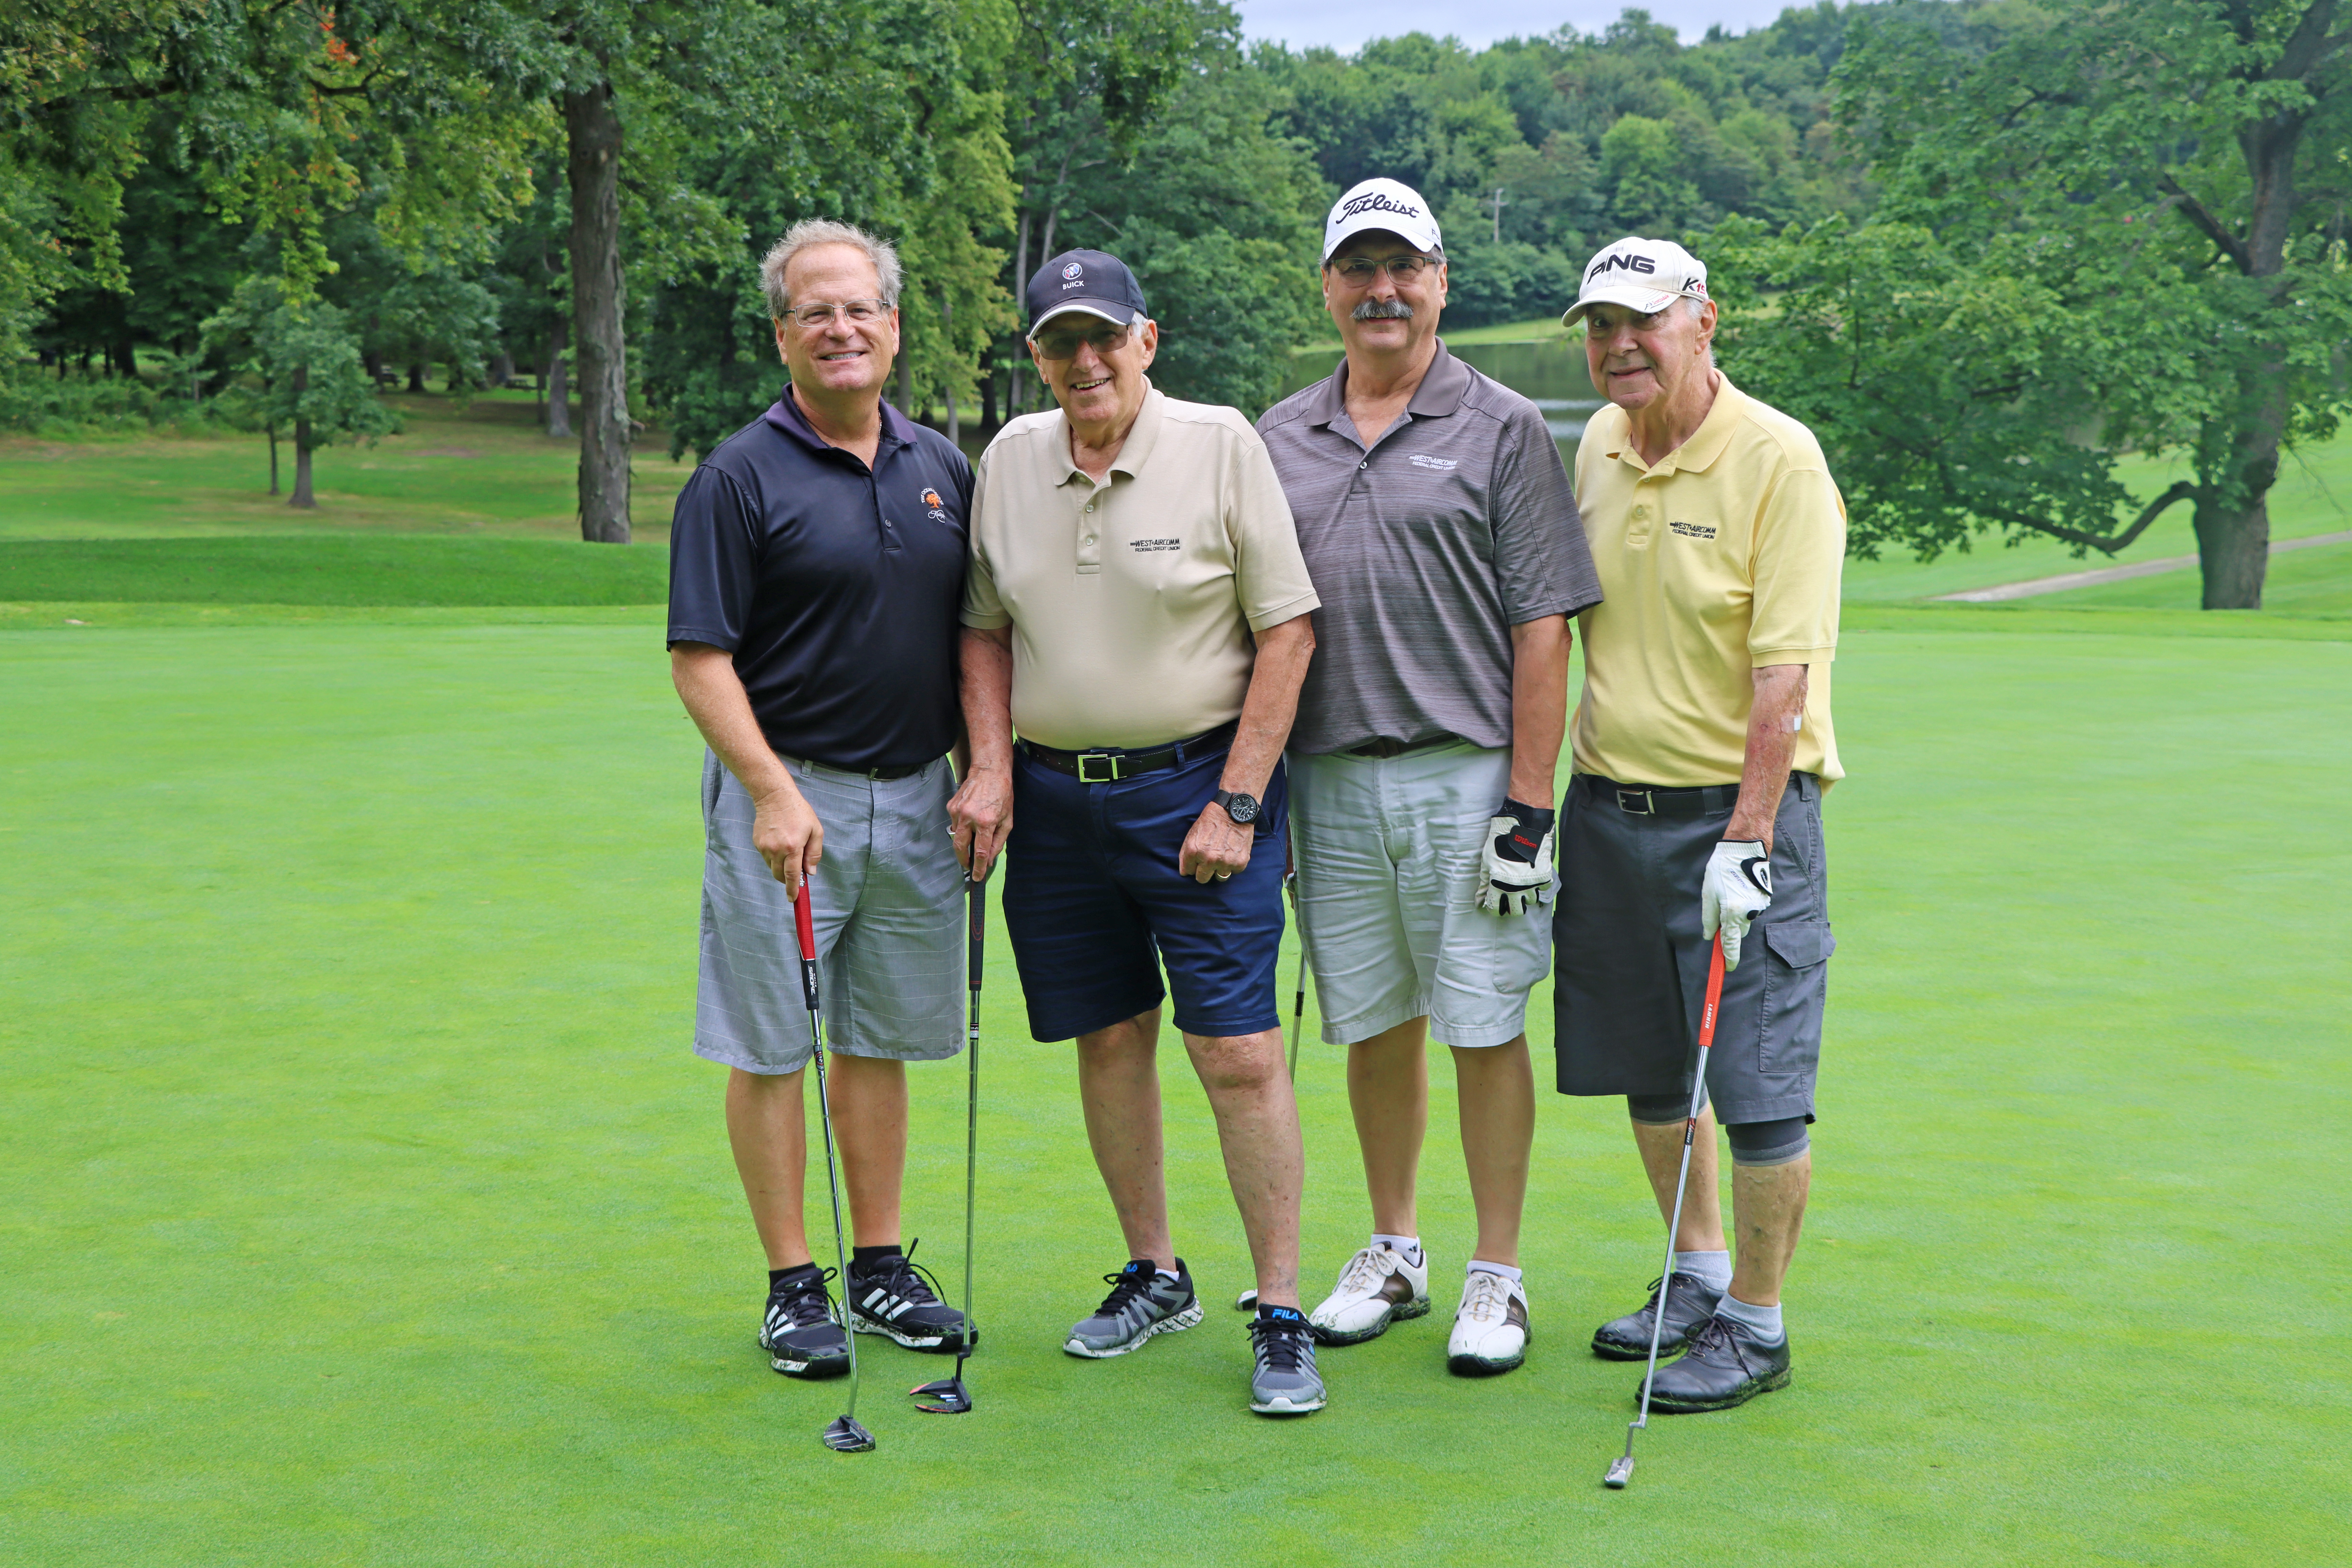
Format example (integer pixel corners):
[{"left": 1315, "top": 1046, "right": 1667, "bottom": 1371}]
[{"left": 1221, "top": 791, "right": 1260, "bottom": 824}]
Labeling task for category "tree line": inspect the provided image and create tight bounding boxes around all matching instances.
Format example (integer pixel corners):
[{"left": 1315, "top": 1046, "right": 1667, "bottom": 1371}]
[{"left": 5, "top": 1, "right": 2345, "bottom": 604}]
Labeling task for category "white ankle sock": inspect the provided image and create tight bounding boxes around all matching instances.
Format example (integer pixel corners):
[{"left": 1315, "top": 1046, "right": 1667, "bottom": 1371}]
[
  {"left": 1155, "top": 1265, "right": 1181, "bottom": 1283},
  {"left": 1466, "top": 1259, "right": 1521, "bottom": 1283},
  {"left": 1370, "top": 1233, "right": 1422, "bottom": 1265},
  {"left": 1713, "top": 1293, "right": 1784, "bottom": 1343},
  {"left": 1674, "top": 1249, "right": 1732, "bottom": 1291}
]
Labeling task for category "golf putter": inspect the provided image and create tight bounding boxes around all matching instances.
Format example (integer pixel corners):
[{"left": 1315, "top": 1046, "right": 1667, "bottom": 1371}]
[
  {"left": 1238, "top": 870, "right": 1312, "bottom": 1316},
  {"left": 796, "top": 881, "right": 875, "bottom": 1454},
  {"left": 913, "top": 867, "right": 988, "bottom": 1415},
  {"left": 1605, "top": 931, "right": 1727, "bottom": 1490}
]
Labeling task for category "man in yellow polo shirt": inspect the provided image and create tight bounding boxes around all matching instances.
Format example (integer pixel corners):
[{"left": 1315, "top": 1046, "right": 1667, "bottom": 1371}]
[{"left": 1552, "top": 236, "right": 1844, "bottom": 1415}]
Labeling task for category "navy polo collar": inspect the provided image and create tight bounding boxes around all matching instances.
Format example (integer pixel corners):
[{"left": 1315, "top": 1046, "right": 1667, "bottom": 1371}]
[{"left": 764, "top": 386, "right": 921, "bottom": 463}]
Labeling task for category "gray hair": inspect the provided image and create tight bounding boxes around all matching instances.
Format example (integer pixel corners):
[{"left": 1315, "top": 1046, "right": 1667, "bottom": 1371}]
[{"left": 760, "top": 220, "right": 901, "bottom": 318}]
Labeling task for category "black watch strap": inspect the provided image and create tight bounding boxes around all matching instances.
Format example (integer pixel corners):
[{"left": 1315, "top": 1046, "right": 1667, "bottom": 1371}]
[{"left": 1212, "top": 789, "right": 1259, "bottom": 824}]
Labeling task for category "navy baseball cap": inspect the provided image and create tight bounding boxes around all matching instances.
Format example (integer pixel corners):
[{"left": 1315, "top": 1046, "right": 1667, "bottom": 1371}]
[{"left": 1026, "top": 249, "right": 1149, "bottom": 339}]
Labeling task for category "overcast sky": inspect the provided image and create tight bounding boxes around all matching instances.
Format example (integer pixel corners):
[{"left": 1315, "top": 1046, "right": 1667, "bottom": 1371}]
[{"left": 1237, "top": 1, "right": 1801, "bottom": 54}]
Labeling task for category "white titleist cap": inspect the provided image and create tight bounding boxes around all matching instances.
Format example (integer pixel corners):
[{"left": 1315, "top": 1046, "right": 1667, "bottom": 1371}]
[
  {"left": 1562, "top": 236, "right": 1710, "bottom": 326},
  {"left": 1322, "top": 178, "right": 1443, "bottom": 264}
]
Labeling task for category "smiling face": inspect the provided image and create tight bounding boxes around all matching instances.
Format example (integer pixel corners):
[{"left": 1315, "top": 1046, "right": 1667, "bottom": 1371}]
[
  {"left": 772, "top": 242, "right": 899, "bottom": 400},
  {"left": 1583, "top": 297, "right": 1716, "bottom": 413},
  {"left": 1029, "top": 311, "right": 1158, "bottom": 435},
  {"left": 1323, "top": 232, "right": 1446, "bottom": 361}
]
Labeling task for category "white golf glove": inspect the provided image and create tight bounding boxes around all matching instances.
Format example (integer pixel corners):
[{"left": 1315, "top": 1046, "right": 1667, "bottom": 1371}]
[
  {"left": 1476, "top": 801, "right": 1555, "bottom": 915},
  {"left": 1701, "top": 839, "right": 1773, "bottom": 969}
]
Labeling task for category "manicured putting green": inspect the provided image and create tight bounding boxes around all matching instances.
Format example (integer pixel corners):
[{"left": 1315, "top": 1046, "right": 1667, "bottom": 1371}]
[
  {"left": 3, "top": 614, "right": 2343, "bottom": 1563},
  {"left": 0, "top": 535, "right": 668, "bottom": 606}
]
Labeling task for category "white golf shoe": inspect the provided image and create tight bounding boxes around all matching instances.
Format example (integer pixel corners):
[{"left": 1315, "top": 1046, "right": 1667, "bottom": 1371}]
[
  {"left": 1447, "top": 1268, "right": 1529, "bottom": 1376},
  {"left": 1306, "top": 1243, "right": 1431, "bottom": 1345}
]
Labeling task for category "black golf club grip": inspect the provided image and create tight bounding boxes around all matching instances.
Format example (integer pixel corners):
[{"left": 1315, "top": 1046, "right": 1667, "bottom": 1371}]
[{"left": 967, "top": 872, "right": 986, "bottom": 986}]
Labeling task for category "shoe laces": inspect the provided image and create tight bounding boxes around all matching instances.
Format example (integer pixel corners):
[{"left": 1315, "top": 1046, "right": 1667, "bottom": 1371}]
[
  {"left": 1682, "top": 1314, "right": 1748, "bottom": 1368},
  {"left": 853, "top": 1241, "right": 947, "bottom": 1307},
  {"left": 1094, "top": 1260, "right": 1162, "bottom": 1316},
  {"left": 1461, "top": 1269, "right": 1513, "bottom": 1325},
  {"left": 1250, "top": 1314, "right": 1312, "bottom": 1373},
  {"left": 769, "top": 1267, "right": 839, "bottom": 1328},
  {"left": 1335, "top": 1245, "right": 1397, "bottom": 1296}
]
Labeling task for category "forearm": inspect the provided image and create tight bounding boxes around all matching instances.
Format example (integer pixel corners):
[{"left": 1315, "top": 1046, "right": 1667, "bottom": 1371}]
[
  {"left": 959, "top": 627, "right": 1016, "bottom": 774},
  {"left": 1220, "top": 614, "right": 1316, "bottom": 797},
  {"left": 1727, "top": 663, "right": 1808, "bottom": 850},
  {"left": 1506, "top": 614, "right": 1570, "bottom": 809},
  {"left": 671, "top": 644, "right": 796, "bottom": 801}
]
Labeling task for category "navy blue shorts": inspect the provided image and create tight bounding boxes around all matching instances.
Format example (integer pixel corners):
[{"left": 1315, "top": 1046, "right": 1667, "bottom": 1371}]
[{"left": 1002, "top": 741, "right": 1288, "bottom": 1043}]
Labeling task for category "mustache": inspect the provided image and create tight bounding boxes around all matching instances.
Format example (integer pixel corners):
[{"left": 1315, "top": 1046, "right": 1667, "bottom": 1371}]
[{"left": 1351, "top": 299, "right": 1414, "bottom": 322}]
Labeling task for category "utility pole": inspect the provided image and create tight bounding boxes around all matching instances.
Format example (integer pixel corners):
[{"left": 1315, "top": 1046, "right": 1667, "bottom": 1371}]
[{"left": 1487, "top": 186, "right": 1510, "bottom": 243}]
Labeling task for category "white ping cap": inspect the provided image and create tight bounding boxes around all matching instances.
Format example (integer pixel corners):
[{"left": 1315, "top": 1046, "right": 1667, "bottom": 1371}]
[
  {"left": 1322, "top": 178, "right": 1443, "bottom": 264},
  {"left": 1562, "top": 237, "right": 1710, "bottom": 326}
]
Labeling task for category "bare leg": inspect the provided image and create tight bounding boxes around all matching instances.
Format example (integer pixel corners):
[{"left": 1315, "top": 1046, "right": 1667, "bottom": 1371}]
[
  {"left": 1726, "top": 1153, "right": 1811, "bottom": 1307},
  {"left": 726, "top": 1066, "right": 809, "bottom": 1270},
  {"left": 1451, "top": 1035, "right": 1534, "bottom": 1268},
  {"left": 1185, "top": 1026, "right": 1304, "bottom": 1309},
  {"left": 1346, "top": 1017, "right": 1429, "bottom": 1237},
  {"left": 1631, "top": 1110, "right": 1726, "bottom": 1254},
  {"left": 824, "top": 1052, "right": 908, "bottom": 1249},
  {"left": 1075, "top": 1009, "right": 1173, "bottom": 1270}
]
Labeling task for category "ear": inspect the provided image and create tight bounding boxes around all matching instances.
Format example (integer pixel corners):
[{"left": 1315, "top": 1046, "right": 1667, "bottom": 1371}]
[
  {"left": 771, "top": 318, "right": 790, "bottom": 367},
  {"left": 1135, "top": 320, "right": 1159, "bottom": 371}
]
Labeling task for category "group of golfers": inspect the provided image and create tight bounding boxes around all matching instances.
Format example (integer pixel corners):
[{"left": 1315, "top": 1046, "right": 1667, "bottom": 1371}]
[{"left": 666, "top": 176, "right": 1843, "bottom": 1420}]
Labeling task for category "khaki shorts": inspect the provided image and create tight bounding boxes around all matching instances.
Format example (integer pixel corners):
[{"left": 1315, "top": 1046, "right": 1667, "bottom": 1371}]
[
  {"left": 1288, "top": 744, "right": 1554, "bottom": 1050},
  {"left": 694, "top": 750, "right": 965, "bottom": 1074}
]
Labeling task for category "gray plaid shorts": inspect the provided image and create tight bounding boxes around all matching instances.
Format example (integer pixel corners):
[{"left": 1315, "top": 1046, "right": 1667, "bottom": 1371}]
[{"left": 694, "top": 750, "right": 965, "bottom": 1074}]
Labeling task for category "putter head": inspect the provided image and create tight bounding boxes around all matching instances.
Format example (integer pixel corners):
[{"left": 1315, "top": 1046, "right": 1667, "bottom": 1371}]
[
  {"left": 1233, "top": 1288, "right": 1258, "bottom": 1312},
  {"left": 1604, "top": 1455, "right": 1634, "bottom": 1489},
  {"left": 910, "top": 1373, "right": 972, "bottom": 1414},
  {"left": 821, "top": 1415, "right": 876, "bottom": 1453}
]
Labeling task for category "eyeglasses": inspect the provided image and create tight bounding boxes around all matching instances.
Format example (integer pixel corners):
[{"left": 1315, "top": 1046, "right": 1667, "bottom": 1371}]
[
  {"left": 1329, "top": 255, "right": 1437, "bottom": 287},
  {"left": 1031, "top": 322, "right": 1134, "bottom": 362},
  {"left": 784, "top": 299, "right": 890, "bottom": 329}
]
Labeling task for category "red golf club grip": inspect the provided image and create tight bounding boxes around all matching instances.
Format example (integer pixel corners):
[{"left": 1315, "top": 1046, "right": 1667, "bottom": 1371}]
[
  {"left": 793, "top": 880, "right": 820, "bottom": 1012},
  {"left": 1696, "top": 932, "right": 1726, "bottom": 1050}
]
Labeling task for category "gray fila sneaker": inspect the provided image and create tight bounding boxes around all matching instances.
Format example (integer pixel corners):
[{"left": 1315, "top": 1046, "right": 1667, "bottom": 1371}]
[
  {"left": 1307, "top": 1242, "right": 1431, "bottom": 1345},
  {"left": 1248, "top": 1306, "right": 1326, "bottom": 1416},
  {"left": 845, "top": 1243, "right": 971, "bottom": 1353},
  {"left": 1064, "top": 1258, "right": 1204, "bottom": 1358}
]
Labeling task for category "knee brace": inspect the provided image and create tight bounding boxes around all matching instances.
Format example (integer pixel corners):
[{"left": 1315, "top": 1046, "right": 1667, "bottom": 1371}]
[{"left": 1725, "top": 1115, "right": 1811, "bottom": 1168}]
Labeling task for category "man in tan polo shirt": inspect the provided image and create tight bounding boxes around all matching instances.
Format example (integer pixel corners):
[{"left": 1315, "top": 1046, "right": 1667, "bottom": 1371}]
[
  {"left": 1552, "top": 236, "right": 1845, "bottom": 1415},
  {"left": 947, "top": 249, "right": 1326, "bottom": 1417}
]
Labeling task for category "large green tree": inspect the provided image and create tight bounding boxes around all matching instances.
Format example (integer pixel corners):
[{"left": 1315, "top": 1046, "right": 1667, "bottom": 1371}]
[{"left": 1720, "top": 0, "right": 2352, "bottom": 609}]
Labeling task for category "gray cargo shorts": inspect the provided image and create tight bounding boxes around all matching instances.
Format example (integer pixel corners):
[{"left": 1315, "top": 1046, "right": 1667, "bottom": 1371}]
[
  {"left": 1551, "top": 771, "right": 1832, "bottom": 1125},
  {"left": 694, "top": 749, "right": 965, "bottom": 1075}
]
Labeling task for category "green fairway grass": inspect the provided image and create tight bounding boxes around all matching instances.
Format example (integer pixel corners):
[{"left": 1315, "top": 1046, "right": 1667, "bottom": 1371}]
[
  {"left": 4, "top": 616, "right": 2345, "bottom": 1564},
  {"left": 0, "top": 535, "right": 668, "bottom": 606}
]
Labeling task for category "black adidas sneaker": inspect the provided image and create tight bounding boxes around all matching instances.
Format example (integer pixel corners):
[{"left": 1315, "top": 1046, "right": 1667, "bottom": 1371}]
[
  {"left": 844, "top": 1242, "right": 971, "bottom": 1353},
  {"left": 760, "top": 1266, "right": 850, "bottom": 1379}
]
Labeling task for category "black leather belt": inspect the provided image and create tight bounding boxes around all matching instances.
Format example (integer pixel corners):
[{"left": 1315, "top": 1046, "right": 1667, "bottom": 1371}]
[
  {"left": 787, "top": 753, "right": 933, "bottom": 782},
  {"left": 1342, "top": 732, "right": 1461, "bottom": 759},
  {"left": 1020, "top": 721, "right": 1237, "bottom": 783},
  {"left": 1579, "top": 773, "right": 1741, "bottom": 816}
]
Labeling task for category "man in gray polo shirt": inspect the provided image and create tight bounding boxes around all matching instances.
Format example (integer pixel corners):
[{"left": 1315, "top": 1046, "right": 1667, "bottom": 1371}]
[{"left": 1257, "top": 178, "right": 1602, "bottom": 1378}]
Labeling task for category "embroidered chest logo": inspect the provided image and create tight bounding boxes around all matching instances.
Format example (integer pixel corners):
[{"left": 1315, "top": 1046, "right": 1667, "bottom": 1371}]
[
  {"left": 920, "top": 487, "right": 949, "bottom": 521},
  {"left": 1407, "top": 454, "right": 1459, "bottom": 470},
  {"left": 1128, "top": 537, "right": 1182, "bottom": 554},
  {"left": 1669, "top": 520, "right": 1717, "bottom": 540}
]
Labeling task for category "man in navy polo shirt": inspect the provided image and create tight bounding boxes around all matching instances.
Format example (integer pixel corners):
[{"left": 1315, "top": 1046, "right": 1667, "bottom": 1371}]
[{"left": 668, "top": 219, "right": 972, "bottom": 1387}]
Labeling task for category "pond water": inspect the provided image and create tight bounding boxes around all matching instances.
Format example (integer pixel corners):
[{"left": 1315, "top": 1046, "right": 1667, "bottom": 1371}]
[{"left": 1277, "top": 337, "right": 1603, "bottom": 455}]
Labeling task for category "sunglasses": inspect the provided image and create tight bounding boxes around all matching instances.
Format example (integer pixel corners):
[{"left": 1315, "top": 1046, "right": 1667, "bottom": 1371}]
[{"left": 1032, "top": 322, "right": 1134, "bottom": 362}]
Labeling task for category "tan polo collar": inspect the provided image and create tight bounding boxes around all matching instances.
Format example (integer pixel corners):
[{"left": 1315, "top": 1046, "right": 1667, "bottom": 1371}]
[
  {"left": 1601, "top": 371, "right": 1749, "bottom": 476},
  {"left": 1054, "top": 380, "right": 1165, "bottom": 487}
]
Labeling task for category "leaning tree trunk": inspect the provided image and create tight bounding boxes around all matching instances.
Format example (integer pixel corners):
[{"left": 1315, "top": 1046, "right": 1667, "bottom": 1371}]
[
  {"left": 288, "top": 366, "right": 316, "bottom": 509},
  {"left": 565, "top": 81, "right": 630, "bottom": 544},
  {"left": 544, "top": 320, "right": 571, "bottom": 437}
]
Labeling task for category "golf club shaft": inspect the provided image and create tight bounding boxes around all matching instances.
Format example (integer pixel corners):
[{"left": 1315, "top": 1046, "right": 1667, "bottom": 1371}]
[
  {"left": 962, "top": 872, "right": 984, "bottom": 1358},
  {"left": 1284, "top": 866, "right": 1304, "bottom": 1081},
  {"left": 1626, "top": 933, "right": 1728, "bottom": 1449},
  {"left": 796, "top": 882, "right": 861, "bottom": 1422}
]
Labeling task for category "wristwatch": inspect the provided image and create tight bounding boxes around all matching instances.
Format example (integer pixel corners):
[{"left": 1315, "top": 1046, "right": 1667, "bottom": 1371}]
[{"left": 1211, "top": 789, "right": 1260, "bottom": 825}]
